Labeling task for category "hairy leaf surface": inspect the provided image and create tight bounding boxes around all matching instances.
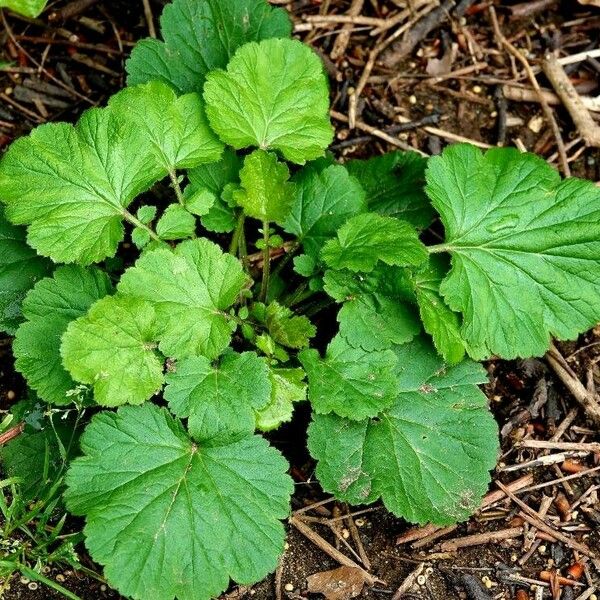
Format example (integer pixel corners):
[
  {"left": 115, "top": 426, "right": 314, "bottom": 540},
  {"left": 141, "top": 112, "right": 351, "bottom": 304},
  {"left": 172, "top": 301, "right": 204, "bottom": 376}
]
[
  {"left": 347, "top": 151, "right": 434, "bottom": 228},
  {"left": 65, "top": 404, "right": 293, "bottom": 600},
  {"left": 256, "top": 368, "right": 307, "bottom": 431},
  {"left": 126, "top": 0, "right": 291, "bottom": 93},
  {"left": 156, "top": 204, "right": 197, "bottom": 240},
  {"left": 14, "top": 267, "right": 113, "bottom": 405},
  {"left": 164, "top": 351, "right": 271, "bottom": 443},
  {"left": 264, "top": 302, "right": 316, "bottom": 349},
  {"left": 308, "top": 337, "right": 498, "bottom": 524},
  {"left": 204, "top": 39, "right": 334, "bottom": 164},
  {"left": 426, "top": 144, "right": 600, "bottom": 359},
  {"left": 300, "top": 335, "right": 397, "bottom": 420},
  {"left": 0, "top": 208, "right": 52, "bottom": 334},
  {"left": 119, "top": 238, "right": 247, "bottom": 359},
  {"left": 61, "top": 296, "right": 164, "bottom": 406}
]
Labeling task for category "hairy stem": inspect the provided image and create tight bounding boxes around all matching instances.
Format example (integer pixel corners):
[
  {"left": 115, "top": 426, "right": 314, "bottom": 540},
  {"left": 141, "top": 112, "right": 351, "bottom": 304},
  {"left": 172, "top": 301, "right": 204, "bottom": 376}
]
[
  {"left": 259, "top": 221, "right": 271, "bottom": 302},
  {"left": 122, "top": 210, "right": 163, "bottom": 244},
  {"left": 427, "top": 243, "right": 451, "bottom": 254},
  {"left": 270, "top": 240, "right": 300, "bottom": 280},
  {"left": 169, "top": 170, "right": 185, "bottom": 205}
]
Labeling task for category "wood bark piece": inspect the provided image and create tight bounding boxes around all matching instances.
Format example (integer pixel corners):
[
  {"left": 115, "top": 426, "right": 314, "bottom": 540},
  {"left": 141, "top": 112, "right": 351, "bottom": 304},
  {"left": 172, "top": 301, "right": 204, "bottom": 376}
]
[
  {"left": 330, "top": 0, "right": 364, "bottom": 60},
  {"left": 542, "top": 53, "right": 600, "bottom": 147},
  {"left": 440, "top": 527, "right": 524, "bottom": 551}
]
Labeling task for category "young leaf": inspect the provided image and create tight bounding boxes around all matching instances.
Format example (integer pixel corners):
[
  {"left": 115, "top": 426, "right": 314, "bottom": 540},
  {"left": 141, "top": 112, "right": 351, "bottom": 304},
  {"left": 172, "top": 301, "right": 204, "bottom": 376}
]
[
  {"left": 204, "top": 38, "right": 334, "bottom": 164},
  {"left": 61, "top": 296, "right": 164, "bottom": 406},
  {"left": 322, "top": 213, "right": 428, "bottom": 272},
  {"left": 299, "top": 335, "right": 397, "bottom": 420},
  {"left": 108, "top": 81, "right": 224, "bottom": 171},
  {"left": 413, "top": 257, "right": 465, "bottom": 365},
  {"left": 183, "top": 187, "right": 215, "bottom": 216},
  {"left": 126, "top": 0, "right": 292, "bottom": 94},
  {"left": 164, "top": 351, "right": 271, "bottom": 444},
  {"left": 136, "top": 205, "right": 157, "bottom": 225},
  {"left": 347, "top": 151, "right": 434, "bottom": 228},
  {"left": 187, "top": 149, "right": 242, "bottom": 232},
  {"left": 426, "top": 144, "right": 600, "bottom": 359},
  {"left": 256, "top": 368, "right": 307, "bottom": 432},
  {"left": 308, "top": 337, "right": 499, "bottom": 524},
  {"left": 284, "top": 164, "right": 366, "bottom": 260},
  {"left": 323, "top": 267, "right": 420, "bottom": 351},
  {"left": 233, "top": 150, "right": 295, "bottom": 224},
  {"left": 65, "top": 404, "right": 293, "bottom": 600},
  {"left": 156, "top": 204, "right": 196, "bottom": 240},
  {"left": 132, "top": 227, "right": 151, "bottom": 249},
  {"left": 0, "top": 83, "right": 218, "bottom": 264},
  {"left": 0, "top": 208, "right": 52, "bottom": 334},
  {"left": 264, "top": 301, "right": 316, "bottom": 349},
  {"left": 118, "top": 238, "right": 247, "bottom": 359},
  {"left": 0, "top": 0, "right": 47, "bottom": 17},
  {"left": 13, "top": 266, "right": 113, "bottom": 405}
]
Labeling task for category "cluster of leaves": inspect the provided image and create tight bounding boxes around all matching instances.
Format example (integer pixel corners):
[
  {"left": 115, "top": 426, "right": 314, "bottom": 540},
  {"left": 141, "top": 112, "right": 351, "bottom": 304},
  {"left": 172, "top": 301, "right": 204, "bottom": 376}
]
[{"left": 2, "top": 0, "right": 600, "bottom": 598}]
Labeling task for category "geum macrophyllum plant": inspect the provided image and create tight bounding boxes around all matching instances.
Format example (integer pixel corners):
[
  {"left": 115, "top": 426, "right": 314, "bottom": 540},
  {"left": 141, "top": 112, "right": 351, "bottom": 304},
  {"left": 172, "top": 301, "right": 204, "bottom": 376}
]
[{"left": 1, "top": 0, "right": 600, "bottom": 598}]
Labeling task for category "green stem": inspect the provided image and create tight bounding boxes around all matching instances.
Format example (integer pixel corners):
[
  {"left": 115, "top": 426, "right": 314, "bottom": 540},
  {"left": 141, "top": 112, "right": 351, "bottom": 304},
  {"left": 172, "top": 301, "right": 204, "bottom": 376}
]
[
  {"left": 169, "top": 170, "right": 185, "bottom": 205},
  {"left": 122, "top": 210, "right": 164, "bottom": 244},
  {"left": 427, "top": 243, "right": 450, "bottom": 254},
  {"left": 259, "top": 220, "right": 270, "bottom": 303},
  {"left": 270, "top": 241, "right": 300, "bottom": 280}
]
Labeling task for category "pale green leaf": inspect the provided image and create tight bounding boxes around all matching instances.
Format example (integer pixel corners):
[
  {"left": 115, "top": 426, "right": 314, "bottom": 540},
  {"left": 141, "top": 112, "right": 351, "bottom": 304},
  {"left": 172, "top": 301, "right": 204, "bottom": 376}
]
[
  {"left": 308, "top": 337, "right": 499, "bottom": 524},
  {"left": 264, "top": 301, "right": 315, "bottom": 349},
  {"left": 0, "top": 0, "right": 47, "bottom": 17},
  {"left": 132, "top": 227, "right": 151, "bottom": 249},
  {"left": 164, "top": 351, "right": 271, "bottom": 444},
  {"left": 13, "top": 266, "right": 113, "bottom": 405},
  {"left": 156, "top": 204, "right": 196, "bottom": 240},
  {"left": 0, "top": 82, "right": 218, "bottom": 264},
  {"left": 118, "top": 238, "right": 247, "bottom": 359},
  {"left": 183, "top": 187, "right": 215, "bottom": 216},
  {"left": 322, "top": 213, "right": 428, "bottom": 272},
  {"left": 61, "top": 296, "right": 164, "bottom": 406},
  {"left": 346, "top": 151, "right": 434, "bottom": 228},
  {"left": 137, "top": 205, "right": 157, "bottom": 225},
  {"left": 65, "top": 404, "right": 293, "bottom": 600},
  {"left": 233, "top": 150, "right": 294, "bottom": 224},
  {"left": 299, "top": 335, "right": 397, "bottom": 420},
  {"left": 187, "top": 149, "right": 242, "bottom": 232},
  {"left": 284, "top": 164, "right": 366, "bottom": 260},
  {"left": 426, "top": 144, "right": 600, "bottom": 359},
  {"left": 0, "top": 208, "right": 52, "bottom": 334},
  {"left": 126, "top": 0, "right": 292, "bottom": 94},
  {"left": 323, "top": 267, "right": 420, "bottom": 351},
  {"left": 204, "top": 38, "right": 334, "bottom": 164},
  {"left": 256, "top": 368, "right": 307, "bottom": 432},
  {"left": 108, "top": 81, "right": 224, "bottom": 171}
]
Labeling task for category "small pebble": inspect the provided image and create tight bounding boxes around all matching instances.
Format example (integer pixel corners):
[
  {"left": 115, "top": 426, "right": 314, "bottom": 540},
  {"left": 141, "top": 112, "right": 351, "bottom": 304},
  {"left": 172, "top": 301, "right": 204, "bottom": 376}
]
[
  {"left": 42, "top": 566, "right": 51, "bottom": 574},
  {"left": 100, "top": 584, "right": 107, "bottom": 592},
  {"left": 342, "top": 528, "right": 350, "bottom": 539},
  {"left": 19, "top": 577, "right": 30, "bottom": 585},
  {"left": 284, "top": 542, "right": 290, "bottom": 550},
  {"left": 7, "top": 390, "right": 15, "bottom": 400},
  {"left": 409, "top": 95, "right": 417, "bottom": 105},
  {"left": 355, "top": 518, "right": 365, "bottom": 527},
  {"left": 590, "top": 595, "right": 597, "bottom": 600},
  {"left": 538, "top": 545, "right": 547, "bottom": 554},
  {"left": 473, "top": 85, "right": 482, "bottom": 94},
  {"left": 284, "top": 583, "right": 294, "bottom": 592},
  {"left": 56, "top": 574, "right": 66, "bottom": 583},
  {"left": 27, "top": 582, "right": 38, "bottom": 591},
  {"left": 510, "top": 554, "right": 518, "bottom": 562},
  {"left": 416, "top": 575, "right": 426, "bottom": 586}
]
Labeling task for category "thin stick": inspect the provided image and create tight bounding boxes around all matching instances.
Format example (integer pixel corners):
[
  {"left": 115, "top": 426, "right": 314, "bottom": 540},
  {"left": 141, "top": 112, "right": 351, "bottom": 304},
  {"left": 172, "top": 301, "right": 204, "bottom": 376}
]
[
  {"left": 0, "top": 422, "right": 24, "bottom": 446},
  {"left": 330, "top": 0, "right": 364, "bottom": 60},
  {"left": 440, "top": 527, "right": 523, "bottom": 552},
  {"left": 142, "top": 0, "right": 157, "bottom": 38},
  {"left": 519, "top": 440, "right": 600, "bottom": 453}
]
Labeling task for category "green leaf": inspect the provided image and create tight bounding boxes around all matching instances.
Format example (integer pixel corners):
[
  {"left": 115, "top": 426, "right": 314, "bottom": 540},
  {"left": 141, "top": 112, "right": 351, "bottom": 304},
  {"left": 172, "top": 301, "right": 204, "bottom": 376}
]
[
  {"left": 13, "top": 266, "right": 113, "bottom": 405},
  {"left": 61, "top": 296, "right": 164, "bottom": 406},
  {"left": 0, "top": 208, "right": 52, "bottom": 334},
  {"left": 0, "top": 0, "right": 47, "bottom": 17},
  {"left": 136, "top": 205, "right": 157, "bottom": 225},
  {"left": 284, "top": 164, "right": 366, "bottom": 260},
  {"left": 132, "top": 227, "right": 151, "bottom": 249},
  {"left": 188, "top": 149, "right": 242, "bottom": 233},
  {"left": 126, "top": 0, "right": 292, "bottom": 94},
  {"left": 322, "top": 214, "right": 428, "bottom": 272},
  {"left": 413, "top": 257, "right": 465, "bottom": 364},
  {"left": 256, "top": 368, "right": 307, "bottom": 432},
  {"left": 118, "top": 238, "right": 247, "bottom": 359},
  {"left": 65, "top": 404, "right": 293, "bottom": 600},
  {"left": 299, "top": 335, "right": 397, "bottom": 420},
  {"left": 293, "top": 254, "right": 316, "bottom": 277},
  {"left": 426, "top": 144, "right": 600, "bottom": 359},
  {"left": 156, "top": 204, "right": 197, "bottom": 240},
  {"left": 164, "top": 351, "right": 271, "bottom": 444},
  {"left": 323, "top": 267, "right": 420, "bottom": 351},
  {"left": 347, "top": 151, "right": 434, "bottom": 228},
  {"left": 204, "top": 38, "right": 334, "bottom": 164},
  {"left": 264, "top": 301, "right": 316, "bottom": 349},
  {"left": 108, "top": 81, "right": 224, "bottom": 171},
  {"left": 183, "top": 187, "right": 215, "bottom": 216},
  {"left": 233, "top": 150, "right": 294, "bottom": 224},
  {"left": 308, "top": 337, "right": 499, "bottom": 524},
  {"left": 0, "top": 82, "right": 218, "bottom": 264}
]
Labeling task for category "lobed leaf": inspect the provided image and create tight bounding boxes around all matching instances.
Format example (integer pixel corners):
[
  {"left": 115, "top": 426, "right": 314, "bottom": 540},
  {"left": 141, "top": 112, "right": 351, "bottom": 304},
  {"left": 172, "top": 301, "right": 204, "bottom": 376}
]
[
  {"left": 126, "top": 0, "right": 291, "bottom": 94},
  {"left": 61, "top": 295, "right": 164, "bottom": 406},
  {"left": 264, "top": 302, "right": 316, "bottom": 349},
  {"left": 426, "top": 144, "right": 600, "bottom": 359},
  {"left": 308, "top": 337, "right": 499, "bottom": 524},
  {"left": 204, "top": 38, "right": 334, "bottom": 164},
  {"left": 156, "top": 204, "right": 197, "bottom": 240},
  {"left": 13, "top": 266, "right": 113, "bottom": 405},
  {"left": 118, "top": 238, "right": 248, "bottom": 360},
  {"left": 65, "top": 404, "right": 293, "bottom": 600}
]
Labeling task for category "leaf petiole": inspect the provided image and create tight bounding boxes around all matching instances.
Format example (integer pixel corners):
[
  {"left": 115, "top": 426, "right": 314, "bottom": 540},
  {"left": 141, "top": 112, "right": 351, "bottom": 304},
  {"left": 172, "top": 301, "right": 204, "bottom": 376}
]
[
  {"left": 169, "top": 170, "right": 185, "bottom": 205},
  {"left": 122, "top": 210, "right": 164, "bottom": 245},
  {"left": 427, "top": 244, "right": 451, "bottom": 254},
  {"left": 259, "top": 220, "right": 271, "bottom": 302}
]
